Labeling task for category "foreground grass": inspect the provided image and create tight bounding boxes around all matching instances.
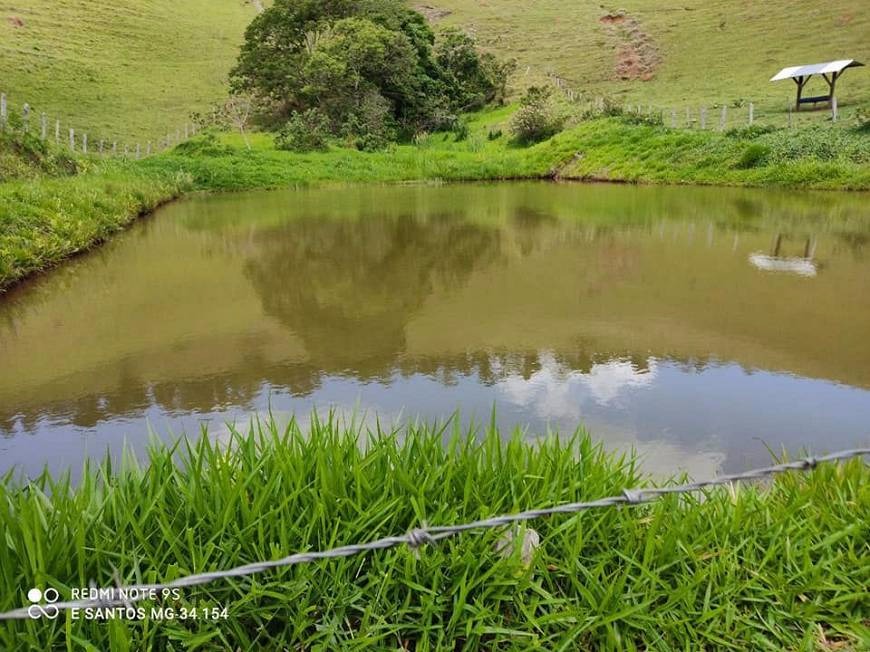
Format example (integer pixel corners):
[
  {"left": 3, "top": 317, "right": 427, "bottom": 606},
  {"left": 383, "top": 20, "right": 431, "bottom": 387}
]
[{"left": 0, "top": 417, "right": 867, "bottom": 650}]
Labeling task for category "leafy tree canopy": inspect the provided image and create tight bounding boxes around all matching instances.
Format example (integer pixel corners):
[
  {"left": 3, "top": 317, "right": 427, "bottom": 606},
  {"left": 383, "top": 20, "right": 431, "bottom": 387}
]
[{"left": 230, "top": 0, "right": 511, "bottom": 141}]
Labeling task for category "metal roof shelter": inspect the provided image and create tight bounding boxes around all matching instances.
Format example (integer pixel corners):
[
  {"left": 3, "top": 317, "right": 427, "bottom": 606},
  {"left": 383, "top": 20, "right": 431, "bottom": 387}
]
[{"left": 770, "top": 59, "right": 864, "bottom": 110}]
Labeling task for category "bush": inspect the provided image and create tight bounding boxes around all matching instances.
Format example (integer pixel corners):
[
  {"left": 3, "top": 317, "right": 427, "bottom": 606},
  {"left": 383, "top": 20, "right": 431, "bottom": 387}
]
[
  {"left": 510, "top": 86, "right": 567, "bottom": 145},
  {"left": 172, "top": 132, "right": 232, "bottom": 157},
  {"left": 275, "top": 110, "right": 331, "bottom": 152},
  {"left": 735, "top": 143, "right": 769, "bottom": 169},
  {"left": 487, "top": 128, "right": 503, "bottom": 141}
]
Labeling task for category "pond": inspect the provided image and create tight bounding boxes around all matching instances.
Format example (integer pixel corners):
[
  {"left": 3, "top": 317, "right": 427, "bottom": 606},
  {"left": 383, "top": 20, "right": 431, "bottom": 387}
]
[{"left": 2, "top": 182, "right": 869, "bottom": 478}]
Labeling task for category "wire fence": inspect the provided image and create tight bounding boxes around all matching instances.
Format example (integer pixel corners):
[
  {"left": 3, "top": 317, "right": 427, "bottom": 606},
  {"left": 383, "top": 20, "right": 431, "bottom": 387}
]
[
  {"left": 537, "top": 68, "right": 848, "bottom": 131},
  {"left": 0, "top": 90, "right": 198, "bottom": 159},
  {"left": 1, "top": 447, "right": 866, "bottom": 621}
]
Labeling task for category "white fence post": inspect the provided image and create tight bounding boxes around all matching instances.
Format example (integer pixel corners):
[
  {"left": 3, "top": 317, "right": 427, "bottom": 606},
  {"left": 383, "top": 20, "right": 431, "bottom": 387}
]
[
  {"left": 0, "top": 93, "right": 6, "bottom": 128},
  {"left": 787, "top": 105, "right": 792, "bottom": 128},
  {"left": 136, "top": 143, "right": 141, "bottom": 159},
  {"left": 55, "top": 119, "right": 60, "bottom": 144},
  {"left": 112, "top": 141, "right": 117, "bottom": 155},
  {"left": 147, "top": 141, "right": 152, "bottom": 156},
  {"left": 700, "top": 106, "right": 707, "bottom": 130},
  {"left": 22, "top": 103, "right": 30, "bottom": 132},
  {"left": 748, "top": 102, "right": 754, "bottom": 125},
  {"left": 670, "top": 109, "right": 677, "bottom": 128},
  {"left": 99, "top": 140, "right": 104, "bottom": 154},
  {"left": 82, "top": 133, "right": 87, "bottom": 154},
  {"left": 719, "top": 105, "right": 727, "bottom": 131},
  {"left": 831, "top": 96, "right": 838, "bottom": 122},
  {"left": 69, "top": 127, "right": 75, "bottom": 150}
]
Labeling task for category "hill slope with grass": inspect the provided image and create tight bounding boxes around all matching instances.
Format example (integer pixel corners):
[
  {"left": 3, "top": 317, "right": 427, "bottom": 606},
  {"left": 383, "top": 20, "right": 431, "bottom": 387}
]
[
  {"left": 0, "top": 1, "right": 866, "bottom": 141},
  {"left": 0, "top": 0, "right": 256, "bottom": 143},
  {"left": 427, "top": 0, "right": 869, "bottom": 122}
]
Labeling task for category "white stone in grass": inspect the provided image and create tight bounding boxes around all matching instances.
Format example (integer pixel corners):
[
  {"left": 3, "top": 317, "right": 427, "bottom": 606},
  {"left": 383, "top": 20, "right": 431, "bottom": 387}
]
[{"left": 494, "top": 526, "right": 540, "bottom": 567}]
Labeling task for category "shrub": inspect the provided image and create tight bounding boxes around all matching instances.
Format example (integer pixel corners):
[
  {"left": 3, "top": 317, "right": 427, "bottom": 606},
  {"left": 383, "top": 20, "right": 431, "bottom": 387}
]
[
  {"left": 510, "top": 86, "right": 567, "bottom": 145},
  {"left": 487, "top": 128, "right": 503, "bottom": 141},
  {"left": 735, "top": 143, "right": 769, "bottom": 169},
  {"left": 275, "top": 109, "right": 331, "bottom": 152},
  {"left": 172, "top": 132, "right": 232, "bottom": 157}
]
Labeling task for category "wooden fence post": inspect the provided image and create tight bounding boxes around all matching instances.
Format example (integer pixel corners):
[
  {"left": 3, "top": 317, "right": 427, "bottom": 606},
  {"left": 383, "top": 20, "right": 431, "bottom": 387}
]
[
  {"left": 670, "top": 109, "right": 677, "bottom": 128},
  {"left": 136, "top": 143, "right": 141, "bottom": 159},
  {"left": 831, "top": 96, "right": 838, "bottom": 122},
  {"left": 22, "top": 103, "right": 30, "bottom": 132},
  {"left": 82, "top": 133, "right": 87, "bottom": 154},
  {"left": 69, "top": 128, "right": 75, "bottom": 151},
  {"left": 146, "top": 141, "right": 152, "bottom": 156},
  {"left": 685, "top": 106, "right": 691, "bottom": 127},
  {"left": 700, "top": 106, "right": 707, "bottom": 130},
  {"left": 55, "top": 119, "right": 60, "bottom": 144},
  {"left": 112, "top": 142, "right": 117, "bottom": 155},
  {"left": 748, "top": 102, "right": 754, "bottom": 125},
  {"left": 124, "top": 144, "right": 129, "bottom": 158},
  {"left": 184, "top": 124, "right": 189, "bottom": 139},
  {"left": 41, "top": 113, "right": 47, "bottom": 140},
  {"left": 99, "top": 140, "right": 104, "bottom": 154},
  {"left": 0, "top": 93, "right": 6, "bottom": 128},
  {"left": 719, "top": 106, "right": 727, "bottom": 131}
]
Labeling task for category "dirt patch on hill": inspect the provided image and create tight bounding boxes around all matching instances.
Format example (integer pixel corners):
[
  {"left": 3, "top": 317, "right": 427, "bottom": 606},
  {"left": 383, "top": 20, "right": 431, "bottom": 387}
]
[
  {"left": 7, "top": 16, "right": 24, "bottom": 28},
  {"left": 600, "top": 11, "right": 661, "bottom": 81},
  {"left": 599, "top": 12, "right": 626, "bottom": 25},
  {"left": 415, "top": 5, "right": 452, "bottom": 22}
]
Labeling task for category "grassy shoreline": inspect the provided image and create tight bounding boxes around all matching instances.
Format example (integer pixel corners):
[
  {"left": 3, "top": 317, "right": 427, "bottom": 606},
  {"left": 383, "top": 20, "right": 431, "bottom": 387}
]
[
  {"left": 1, "top": 417, "right": 867, "bottom": 649},
  {"left": 2, "top": 112, "right": 869, "bottom": 291}
]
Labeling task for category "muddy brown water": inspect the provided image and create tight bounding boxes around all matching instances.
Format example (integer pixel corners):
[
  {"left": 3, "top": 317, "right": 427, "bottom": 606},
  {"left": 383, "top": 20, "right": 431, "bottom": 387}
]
[{"left": 1, "top": 182, "right": 869, "bottom": 478}]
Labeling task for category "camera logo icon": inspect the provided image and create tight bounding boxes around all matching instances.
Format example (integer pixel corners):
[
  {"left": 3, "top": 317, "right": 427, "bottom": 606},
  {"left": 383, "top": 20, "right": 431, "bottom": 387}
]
[{"left": 27, "top": 587, "right": 60, "bottom": 620}]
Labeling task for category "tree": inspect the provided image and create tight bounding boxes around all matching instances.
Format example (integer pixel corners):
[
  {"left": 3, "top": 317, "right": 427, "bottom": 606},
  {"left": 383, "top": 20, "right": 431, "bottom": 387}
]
[{"left": 229, "top": 0, "right": 511, "bottom": 139}]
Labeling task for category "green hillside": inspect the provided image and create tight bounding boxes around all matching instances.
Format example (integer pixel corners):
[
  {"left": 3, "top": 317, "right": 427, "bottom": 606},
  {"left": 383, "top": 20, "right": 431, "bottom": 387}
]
[
  {"left": 0, "top": 0, "right": 256, "bottom": 143},
  {"left": 429, "top": 0, "right": 869, "bottom": 122},
  {"left": 0, "top": 1, "right": 866, "bottom": 141}
]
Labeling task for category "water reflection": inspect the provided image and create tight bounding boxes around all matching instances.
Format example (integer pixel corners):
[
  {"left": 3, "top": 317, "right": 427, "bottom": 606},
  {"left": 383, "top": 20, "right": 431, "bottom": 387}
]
[
  {"left": 749, "top": 233, "right": 818, "bottom": 277},
  {"left": 1, "top": 182, "right": 868, "bottom": 478}
]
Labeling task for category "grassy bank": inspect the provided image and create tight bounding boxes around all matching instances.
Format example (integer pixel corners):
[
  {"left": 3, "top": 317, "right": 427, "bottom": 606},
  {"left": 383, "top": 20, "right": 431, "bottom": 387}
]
[
  {"left": 0, "top": 164, "right": 187, "bottom": 289},
  {"left": 2, "top": 109, "right": 868, "bottom": 291},
  {"left": 139, "top": 113, "right": 870, "bottom": 191},
  {"left": 0, "top": 417, "right": 867, "bottom": 650}
]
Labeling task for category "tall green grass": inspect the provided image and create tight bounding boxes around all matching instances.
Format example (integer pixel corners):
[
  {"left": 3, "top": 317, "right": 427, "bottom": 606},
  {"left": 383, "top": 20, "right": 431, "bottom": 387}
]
[
  {"left": 0, "top": 162, "right": 188, "bottom": 290},
  {"left": 1, "top": 416, "right": 867, "bottom": 650}
]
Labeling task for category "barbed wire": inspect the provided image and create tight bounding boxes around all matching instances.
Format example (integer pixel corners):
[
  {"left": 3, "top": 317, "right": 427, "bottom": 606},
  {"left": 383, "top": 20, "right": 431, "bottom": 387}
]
[{"left": 1, "top": 447, "right": 866, "bottom": 620}]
